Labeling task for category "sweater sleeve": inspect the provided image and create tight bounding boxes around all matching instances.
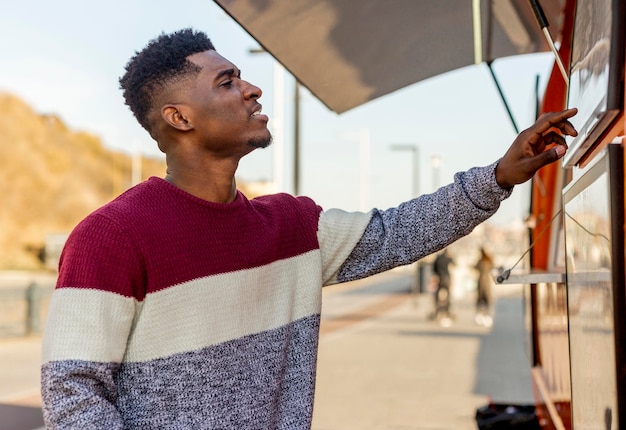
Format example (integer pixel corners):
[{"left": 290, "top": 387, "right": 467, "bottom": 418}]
[
  {"left": 41, "top": 214, "right": 141, "bottom": 429},
  {"left": 319, "top": 161, "right": 511, "bottom": 284}
]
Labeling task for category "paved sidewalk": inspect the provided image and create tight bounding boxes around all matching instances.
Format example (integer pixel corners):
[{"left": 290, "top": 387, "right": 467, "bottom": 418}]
[
  {"left": 312, "top": 270, "right": 534, "bottom": 430},
  {"left": 0, "top": 336, "right": 44, "bottom": 430}
]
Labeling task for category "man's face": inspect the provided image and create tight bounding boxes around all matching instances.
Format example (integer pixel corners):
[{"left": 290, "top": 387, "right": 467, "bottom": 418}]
[{"left": 184, "top": 50, "right": 271, "bottom": 155}]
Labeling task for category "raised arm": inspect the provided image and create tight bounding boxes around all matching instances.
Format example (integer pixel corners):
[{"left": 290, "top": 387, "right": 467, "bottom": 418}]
[
  {"left": 496, "top": 108, "right": 577, "bottom": 188},
  {"left": 318, "top": 108, "right": 578, "bottom": 284}
]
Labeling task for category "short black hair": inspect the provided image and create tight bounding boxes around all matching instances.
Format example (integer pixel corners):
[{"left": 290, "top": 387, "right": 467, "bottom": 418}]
[{"left": 119, "top": 28, "right": 215, "bottom": 133}]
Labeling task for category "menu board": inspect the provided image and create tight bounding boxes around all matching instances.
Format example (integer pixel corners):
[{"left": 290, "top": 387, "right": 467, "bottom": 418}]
[
  {"left": 563, "top": 144, "right": 625, "bottom": 428},
  {"left": 563, "top": 0, "right": 624, "bottom": 167}
]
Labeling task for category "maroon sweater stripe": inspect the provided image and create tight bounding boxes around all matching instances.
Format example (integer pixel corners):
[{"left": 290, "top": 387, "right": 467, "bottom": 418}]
[{"left": 56, "top": 178, "right": 323, "bottom": 300}]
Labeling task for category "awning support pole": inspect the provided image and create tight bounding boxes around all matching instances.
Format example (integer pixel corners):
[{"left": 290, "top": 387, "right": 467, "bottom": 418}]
[
  {"left": 487, "top": 61, "right": 520, "bottom": 134},
  {"left": 528, "top": 0, "right": 569, "bottom": 86}
]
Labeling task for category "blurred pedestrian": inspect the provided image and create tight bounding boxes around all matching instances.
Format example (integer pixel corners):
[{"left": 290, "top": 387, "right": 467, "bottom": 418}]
[
  {"left": 432, "top": 248, "right": 454, "bottom": 325},
  {"left": 475, "top": 247, "right": 494, "bottom": 327}
]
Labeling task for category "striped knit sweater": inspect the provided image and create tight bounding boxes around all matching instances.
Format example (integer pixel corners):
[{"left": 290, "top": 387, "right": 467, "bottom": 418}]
[{"left": 41, "top": 161, "right": 510, "bottom": 429}]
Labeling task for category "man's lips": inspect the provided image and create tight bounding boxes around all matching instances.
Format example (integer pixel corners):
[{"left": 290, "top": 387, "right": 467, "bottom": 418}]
[{"left": 251, "top": 105, "right": 269, "bottom": 122}]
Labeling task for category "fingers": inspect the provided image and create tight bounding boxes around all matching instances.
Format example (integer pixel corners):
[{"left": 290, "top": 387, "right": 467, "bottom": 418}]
[
  {"left": 532, "top": 108, "right": 579, "bottom": 137},
  {"left": 531, "top": 130, "right": 568, "bottom": 165},
  {"left": 496, "top": 108, "right": 577, "bottom": 188},
  {"left": 543, "top": 131, "right": 568, "bottom": 147},
  {"left": 528, "top": 142, "right": 567, "bottom": 174}
]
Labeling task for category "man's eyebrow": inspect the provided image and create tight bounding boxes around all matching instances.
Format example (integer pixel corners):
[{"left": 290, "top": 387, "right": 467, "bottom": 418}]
[{"left": 214, "top": 68, "right": 241, "bottom": 81}]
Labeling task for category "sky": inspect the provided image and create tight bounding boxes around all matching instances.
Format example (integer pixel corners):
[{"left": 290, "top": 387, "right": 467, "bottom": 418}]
[{"left": 0, "top": 0, "right": 558, "bottom": 227}]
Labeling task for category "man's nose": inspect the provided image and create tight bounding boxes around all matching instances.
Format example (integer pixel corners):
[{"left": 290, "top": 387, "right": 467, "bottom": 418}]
[{"left": 242, "top": 80, "right": 262, "bottom": 99}]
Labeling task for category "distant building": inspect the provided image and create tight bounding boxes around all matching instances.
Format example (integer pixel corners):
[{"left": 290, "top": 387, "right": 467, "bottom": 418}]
[
  {"left": 239, "top": 179, "right": 274, "bottom": 198},
  {"left": 44, "top": 233, "right": 69, "bottom": 271}
]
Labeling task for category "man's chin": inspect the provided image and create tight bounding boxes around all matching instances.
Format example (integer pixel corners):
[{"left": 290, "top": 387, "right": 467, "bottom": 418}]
[{"left": 248, "top": 135, "right": 272, "bottom": 149}]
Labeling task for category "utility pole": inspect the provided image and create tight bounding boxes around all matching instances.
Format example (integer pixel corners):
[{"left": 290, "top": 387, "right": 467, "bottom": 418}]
[{"left": 390, "top": 144, "right": 420, "bottom": 198}]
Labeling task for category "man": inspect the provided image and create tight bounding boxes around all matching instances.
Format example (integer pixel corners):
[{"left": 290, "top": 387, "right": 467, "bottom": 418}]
[
  {"left": 475, "top": 247, "right": 496, "bottom": 327},
  {"left": 432, "top": 248, "right": 454, "bottom": 325},
  {"left": 40, "top": 28, "right": 577, "bottom": 429}
]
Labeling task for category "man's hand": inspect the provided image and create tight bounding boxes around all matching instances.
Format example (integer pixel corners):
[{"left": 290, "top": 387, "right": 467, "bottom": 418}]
[{"left": 495, "top": 108, "right": 578, "bottom": 189}]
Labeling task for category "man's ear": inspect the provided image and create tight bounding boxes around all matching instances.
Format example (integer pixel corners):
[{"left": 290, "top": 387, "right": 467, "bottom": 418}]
[{"left": 161, "top": 104, "right": 194, "bottom": 131}]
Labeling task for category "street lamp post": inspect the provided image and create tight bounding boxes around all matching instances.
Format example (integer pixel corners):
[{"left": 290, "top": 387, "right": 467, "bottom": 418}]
[
  {"left": 390, "top": 144, "right": 420, "bottom": 198},
  {"left": 293, "top": 80, "right": 301, "bottom": 195},
  {"left": 342, "top": 128, "right": 371, "bottom": 212},
  {"left": 390, "top": 143, "right": 422, "bottom": 294},
  {"left": 249, "top": 47, "right": 289, "bottom": 194},
  {"left": 431, "top": 154, "right": 442, "bottom": 191}
]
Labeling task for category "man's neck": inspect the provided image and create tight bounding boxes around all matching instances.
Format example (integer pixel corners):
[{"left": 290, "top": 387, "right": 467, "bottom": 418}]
[{"left": 164, "top": 170, "right": 238, "bottom": 203}]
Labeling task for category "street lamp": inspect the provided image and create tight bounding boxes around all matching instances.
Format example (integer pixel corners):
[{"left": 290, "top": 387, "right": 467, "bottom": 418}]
[
  {"left": 342, "top": 128, "right": 371, "bottom": 212},
  {"left": 431, "top": 154, "right": 442, "bottom": 191},
  {"left": 390, "top": 143, "right": 422, "bottom": 294},
  {"left": 390, "top": 144, "right": 420, "bottom": 198},
  {"left": 293, "top": 80, "right": 301, "bottom": 195},
  {"left": 249, "top": 47, "right": 289, "bottom": 193}
]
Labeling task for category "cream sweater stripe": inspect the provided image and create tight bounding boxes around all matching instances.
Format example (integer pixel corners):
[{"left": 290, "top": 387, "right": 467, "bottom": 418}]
[
  {"left": 317, "top": 208, "right": 373, "bottom": 285},
  {"left": 42, "top": 288, "right": 135, "bottom": 364},
  {"left": 43, "top": 250, "right": 324, "bottom": 364}
]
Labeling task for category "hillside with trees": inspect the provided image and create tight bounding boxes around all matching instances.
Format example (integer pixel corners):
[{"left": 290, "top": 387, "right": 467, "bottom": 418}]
[{"left": 0, "top": 92, "right": 170, "bottom": 269}]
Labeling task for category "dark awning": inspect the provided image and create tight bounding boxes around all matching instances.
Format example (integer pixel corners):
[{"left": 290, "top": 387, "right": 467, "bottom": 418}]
[{"left": 214, "top": 0, "right": 565, "bottom": 113}]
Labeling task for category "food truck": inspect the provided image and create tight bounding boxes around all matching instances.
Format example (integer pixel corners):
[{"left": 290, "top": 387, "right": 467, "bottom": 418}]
[
  {"left": 516, "top": 0, "right": 625, "bottom": 428},
  {"left": 215, "top": 1, "right": 625, "bottom": 428}
]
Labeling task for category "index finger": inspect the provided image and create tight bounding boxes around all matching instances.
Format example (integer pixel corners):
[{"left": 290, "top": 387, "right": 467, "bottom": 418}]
[{"left": 533, "top": 108, "right": 578, "bottom": 137}]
